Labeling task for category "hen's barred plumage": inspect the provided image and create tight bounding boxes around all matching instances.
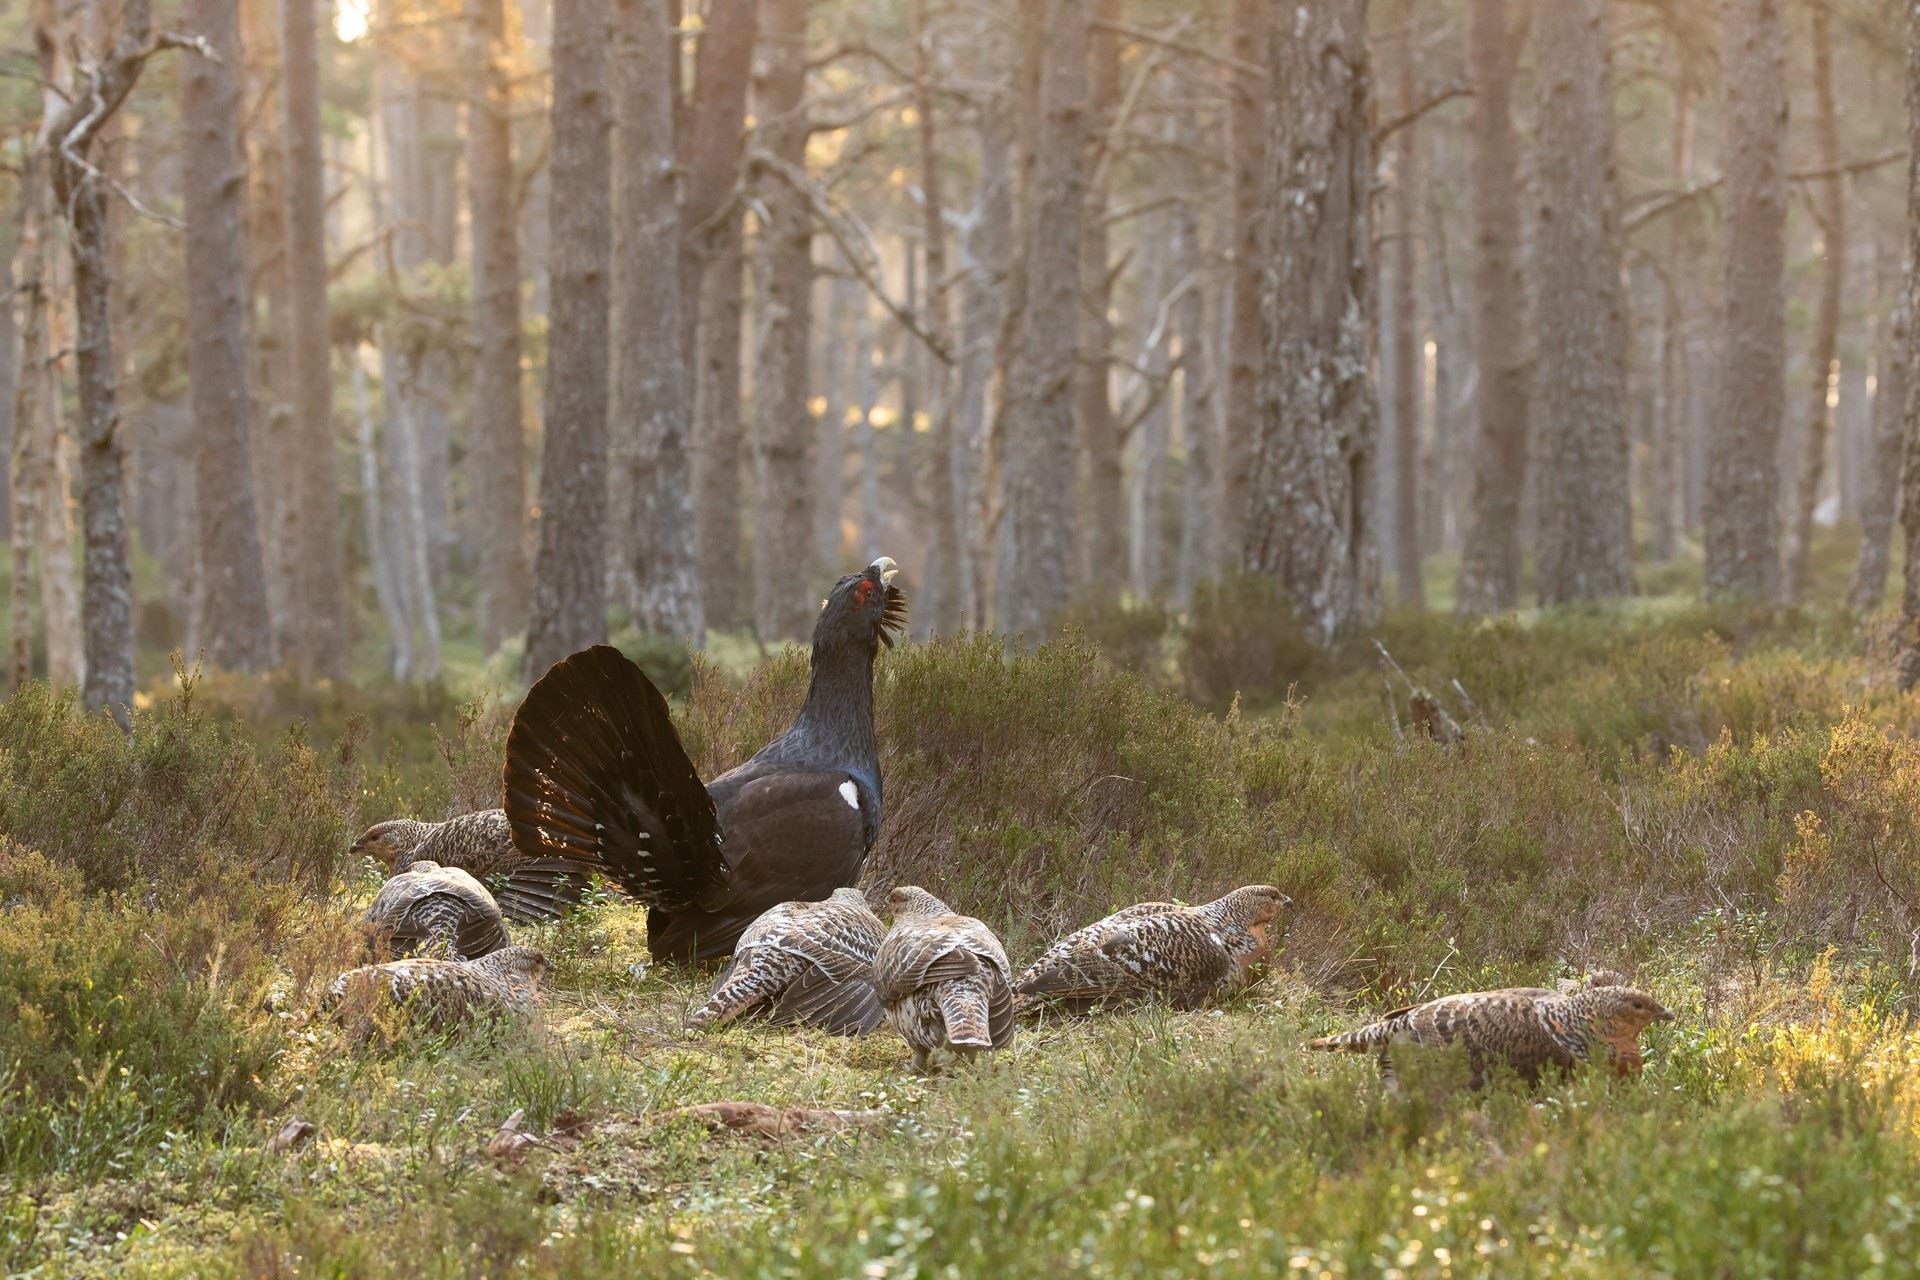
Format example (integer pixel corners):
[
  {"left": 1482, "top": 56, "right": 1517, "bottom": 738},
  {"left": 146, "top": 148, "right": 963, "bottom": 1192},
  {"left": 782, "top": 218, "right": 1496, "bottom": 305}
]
[
  {"left": 363, "top": 860, "right": 511, "bottom": 960},
  {"left": 350, "top": 810, "right": 595, "bottom": 924},
  {"left": 321, "top": 945, "right": 548, "bottom": 1037},
  {"left": 1014, "top": 885, "right": 1290, "bottom": 1013},
  {"left": 873, "top": 886, "right": 1016, "bottom": 1072},
  {"left": 1309, "top": 983, "right": 1673, "bottom": 1086},
  {"left": 688, "top": 888, "right": 888, "bottom": 1034}
]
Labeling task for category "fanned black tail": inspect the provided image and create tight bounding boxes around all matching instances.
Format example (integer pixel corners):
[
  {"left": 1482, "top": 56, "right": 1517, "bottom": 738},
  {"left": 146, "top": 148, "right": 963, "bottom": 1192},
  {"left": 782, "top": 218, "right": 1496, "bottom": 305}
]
[
  {"left": 492, "top": 856, "right": 602, "bottom": 924},
  {"left": 503, "top": 646, "right": 729, "bottom": 912}
]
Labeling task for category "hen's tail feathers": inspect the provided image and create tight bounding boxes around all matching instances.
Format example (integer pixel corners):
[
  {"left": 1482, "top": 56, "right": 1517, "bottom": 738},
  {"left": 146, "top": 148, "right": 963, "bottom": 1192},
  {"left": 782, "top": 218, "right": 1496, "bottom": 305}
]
[
  {"left": 492, "top": 857, "right": 600, "bottom": 924},
  {"left": 1309, "top": 1022, "right": 1396, "bottom": 1053},
  {"left": 504, "top": 645, "right": 728, "bottom": 913},
  {"left": 937, "top": 983, "right": 995, "bottom": 1048}
]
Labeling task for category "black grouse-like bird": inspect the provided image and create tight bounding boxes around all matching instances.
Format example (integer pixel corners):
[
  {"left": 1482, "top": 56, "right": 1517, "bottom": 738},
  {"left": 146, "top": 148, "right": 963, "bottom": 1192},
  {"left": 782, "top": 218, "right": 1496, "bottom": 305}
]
[{"left": 502, "top": 556, "right": 905, "bottom": 963}]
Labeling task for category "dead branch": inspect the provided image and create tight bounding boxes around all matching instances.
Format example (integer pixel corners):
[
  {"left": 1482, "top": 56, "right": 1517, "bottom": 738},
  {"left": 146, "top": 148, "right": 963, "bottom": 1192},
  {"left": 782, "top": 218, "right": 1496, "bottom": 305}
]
[
  {"left": 1373, "top": 83, "right": 1472, "bottom": 145},
  {"left": 1625, "top": 147, "right": 1904, "bottom": 233},
  {"left": 1092, "top": 17, "right": 1263, "bottom": 76},
  {"left": 655, "top": 1101, "right": 888, "bottom": 1138},
  {"left": 1373, "top": 639, "right": 1465, "bottom": 746}
]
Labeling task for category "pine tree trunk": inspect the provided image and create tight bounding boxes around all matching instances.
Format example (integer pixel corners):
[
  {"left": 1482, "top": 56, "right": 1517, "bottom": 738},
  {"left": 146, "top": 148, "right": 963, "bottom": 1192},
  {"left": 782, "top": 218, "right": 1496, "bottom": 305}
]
[
  {"left": 915, "top": 0, "right": 961, "bottom": 635},
  {"left": 1782, "top": 0, "right": 1845, "bottom": 604},
  {"left": 1221, "top": 0, "right": 1264, "bottom": 562},
  {"left": 524, "top": 0, "right": 614, "bottom": 679},
  {"left": 681, "top": 0, "right": 757, "bottom": 632},
  {"left": 1899, "top": 0, "right": 1920, "bottom": 686},
  {"left": 183, "top": 0, "right": 273, "bottom": 673},
  {"left": 1455, "top": 0, "right": 1529, "bottom": 616},
  {"left": 1530, "top": 0, "right": 1632, "bottom": 605},
  {"left": 1707, "top": 0, "right": 1788, "bottom": 598},
  {"left": 1650, "top": 79, "right": 1696, "bottom": 565},
  {"left": 353, "top": 352, "right": 414, "bottom": 679},
  {"left": 281, "top": 0, "right": 347, "bottom": 675},
  {"left": 383, "top": 341, "right": 442, "bottom": 678},
  {"left": 1075, "top": 0, "right": 1123, "bottom": 596},
  {"left": 1172, "top": 154, "right": 1216, "bottom": 609},
  {"left": 612, "top": 0, "right": 703, "bottom": 643},
  {"left": 1129, "top": 210, "right": 1171, "bottom": 600},
  {"left": 953, "top": 108, "right": 1012, "bottom": 630},
  {"left": 816, "top": 276, "right": 853, "bottom": 567},
  {"left": 996, "top": 0, "right": 1089, "bottom": 637},
  {"left": 1852, "top": 296, "right": 1908, "bottom": 612},
  {"left": 1243, "top": 0, "right": 1378, "bottom": 645},
  {"left": 854, "top": 303, "right": 879, "bottom": 561},
  {"left": 1389, "top": 45, "right": 1425, "bottom": 610},
  {"left": 749, "top": 0, "right": 817, "bottom": 643},
  {"left": 465, "top": 0, "right": 530, "bottom": 653},
  {"left": 694, "top": 213, "right": 745, "bottom": 629}
]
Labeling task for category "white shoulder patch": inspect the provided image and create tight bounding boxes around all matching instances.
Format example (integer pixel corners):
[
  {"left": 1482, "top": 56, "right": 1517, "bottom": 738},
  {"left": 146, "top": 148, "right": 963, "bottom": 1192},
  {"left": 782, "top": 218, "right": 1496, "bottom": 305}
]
[{"left": 838, "top": 780, "right": 861, "bottom": 810}]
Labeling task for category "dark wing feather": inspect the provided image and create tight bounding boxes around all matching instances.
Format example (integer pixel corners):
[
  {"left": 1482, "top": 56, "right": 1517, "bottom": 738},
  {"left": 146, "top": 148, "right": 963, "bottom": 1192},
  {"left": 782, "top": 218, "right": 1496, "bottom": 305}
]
[
  {"left": 503, "top": 645, "right": 727, "bottom": 912},
  {"left": 768, "top": 965, "right": 884, "bottom": 1034},
  {"left": 491, "top": 856, "right": 601, "bottom": 924}
]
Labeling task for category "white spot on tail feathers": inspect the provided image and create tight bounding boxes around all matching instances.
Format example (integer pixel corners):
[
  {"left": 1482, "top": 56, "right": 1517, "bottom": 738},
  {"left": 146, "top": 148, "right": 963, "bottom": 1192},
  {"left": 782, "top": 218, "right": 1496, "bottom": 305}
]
[{"left": 838, "top": 781, "right": 860, "bottom": 810}]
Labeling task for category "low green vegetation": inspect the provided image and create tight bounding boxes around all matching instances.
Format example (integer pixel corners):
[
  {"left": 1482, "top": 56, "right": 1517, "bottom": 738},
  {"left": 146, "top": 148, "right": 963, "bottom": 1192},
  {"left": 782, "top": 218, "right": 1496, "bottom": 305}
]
[{"left": 8, "top": 574, "right": 1920, "bottom": 1275}]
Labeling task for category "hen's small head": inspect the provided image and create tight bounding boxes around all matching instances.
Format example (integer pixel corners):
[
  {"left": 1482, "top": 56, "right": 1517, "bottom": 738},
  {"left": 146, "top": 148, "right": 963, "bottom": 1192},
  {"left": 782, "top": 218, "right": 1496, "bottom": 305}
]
[
  {"left": 1589, "top": 986, "right": 1673, "bottom": 1038},
  {"left": 351, "top": 819, "right": 428, "bottom": 869},
  {"left": 816, "top": 557, "right": 908, "bottom": 655},
  {"left": 887, "top": 885, "right": 952, "bottom": 921}
]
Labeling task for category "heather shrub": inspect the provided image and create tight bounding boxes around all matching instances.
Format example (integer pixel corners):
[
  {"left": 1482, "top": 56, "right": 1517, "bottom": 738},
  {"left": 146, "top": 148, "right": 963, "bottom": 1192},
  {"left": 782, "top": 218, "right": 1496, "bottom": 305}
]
[{"left": 1179, "top": 573, "right": 1321, "bottom": 709}]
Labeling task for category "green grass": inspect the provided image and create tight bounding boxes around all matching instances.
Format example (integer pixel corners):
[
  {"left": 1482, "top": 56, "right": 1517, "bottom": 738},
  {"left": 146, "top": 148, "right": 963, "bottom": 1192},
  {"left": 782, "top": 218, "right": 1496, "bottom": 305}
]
[{"left": 9, "top": 528, "right": 1920, "bottom": 1274}]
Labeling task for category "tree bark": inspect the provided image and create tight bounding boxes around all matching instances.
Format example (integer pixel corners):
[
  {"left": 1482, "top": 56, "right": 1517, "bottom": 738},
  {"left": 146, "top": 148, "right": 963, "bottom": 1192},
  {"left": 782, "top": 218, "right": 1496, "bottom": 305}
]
[
  {"left": 1651, "top": 77, "right": 1696, "bottom": 565},
  {"left": 1220, "top": 0, "right": 1264, "bottom": 562},
  {"left": 612, "top": 0, "right": 703, "bottom": 643},
  {"left": 1076, "top": 0, "right": 1124, "bottom": 596},
  {"left": 1852, "top": 295, "right": 1907, "bottom": 612},
  {"left": 1389, "top": 41, "right": 1425, "bottom": 610},
  {"left": 1782, "top": 0, "right": 1845, "bottom": 604},
  {"left": 1129, "top": 208, "right": 1171, "bottom": 600},
  {"left": 465, "top": 0, "right": 530, "bottom": 653},
  {"left": 953, "top": 106, "right": 1011, "bottom": 631},
  {"left": 694, "top": 212, "right": 745, "bottom": 629},
  {"left": 1455, "top": 0, "right": 1529, "bottom": 616},
  {"left": 1242, "top": 0, "right": 1378, "bottom": 646},
  {"left": 352, "top": 351, "right": 414, "bottom": 679},
  {"left": 524, "top": 0, "right": 614, "bottom": 679},
  {"left": 995, "top": 0, "right": 1089, "bottom": 637},
  {"left": 1706, "top": 0, "right": 1788, "bottom": 598},
  {"left": 1899, "top": 0, "right": 1920, "bottom": 687},
  {"left": 1172, "top": 147, "right": 1216, "bottom": 609},
  {"left": 182, "top": 0, "right": 273, "bottom": 673},
  {"left": 280, "top": 0, "right": 346, "bottom": 676},
  {"left": 1531, "top": 0, "right": 1632, "bottom": 605},
  {"left": 914, "top": 0, "right": 961, "bottom": 635},
  {"left": 749, "top": 0, "right": 817, "bottom": 642}
]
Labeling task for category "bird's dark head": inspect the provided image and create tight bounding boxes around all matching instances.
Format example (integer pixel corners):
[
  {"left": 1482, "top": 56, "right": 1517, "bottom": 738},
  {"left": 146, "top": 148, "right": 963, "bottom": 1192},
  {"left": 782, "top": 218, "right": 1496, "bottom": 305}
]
[{"left": 816, "top": 556, "right": 908, "bottom": 656}]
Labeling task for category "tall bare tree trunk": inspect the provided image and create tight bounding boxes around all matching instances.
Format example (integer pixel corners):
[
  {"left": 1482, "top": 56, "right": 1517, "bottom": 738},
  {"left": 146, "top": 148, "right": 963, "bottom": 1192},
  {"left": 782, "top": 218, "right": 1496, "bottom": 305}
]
[
  {"left": 1783, "top": 0, "right": 1846, "bottom": 604},
  {"left": 1173, "top": 151, "right": 1216, "bottom": 608},
  {"left": 1243, "top": 0, "right": 1378, "bottom": 645},
  {"left": 1651, "top": 78, "right": 1696, "bottom": 565},
  {"left": 281, "top": 0, "right": 347, "bottom": 676},
  {"left": 351, "top": 352, "right": 414, "bottom": 679},
  {"left": 915, "top": 0, "right": 961, "bottom": 635},
  {"left": 1898, "top": 0, "right": 1920, "bottom": 688},
  {"left": 183, "top": 0, "right": 273, "bottom": 673},
  {"left": 1707, "top": 0, "right": 1788, "bottom": 598},
  {"left": 683, "top": 0, "right": 757, "bottom": 629},
  {"left": 995, "top": 0, "right": 1089, "bottom": 637},
  {"left": 816, "top": 276, "right": 852, "bottom": 567},
  {"left": 694, "top": 215, "right": 745, "bottom": 628},
  {"left": 611, "top": 0, "right": 703, "bottom": 643},
  {"left": 1456, "top": 0, "right": 1529, "bottom": 616},
  {"left": 1852, "top": 295, "right": 1907, "bottom": 612},
  {"left": 1531, "top": 0, "right": 1631, "bottom": 605},
  {"left": 1129, "top": 209, "right": 1171, "bottom": 600},
  {"left": 47, "top": 0, "right": 177, "bottom": 727},
  {"left": 524, "top": 0, "right": 614, "bottom": 678},
  {"left": 1221, "top": 0, "right": 1264, "bottom": 561},
  {"left": 953, "top": 107, "right": 1011, "bottom": 630},
  {"left": 749, "top": 0, "right": 817, "bottom": 642},
  {"left": 465, "top": 0, "right": 530, "bottom": 653},
  {"left": 1076, "top": 0, "right": 1123, "bottom": 596},
  {"left": 1389, "top": 41, "right": 1425, "bottom": 610}
]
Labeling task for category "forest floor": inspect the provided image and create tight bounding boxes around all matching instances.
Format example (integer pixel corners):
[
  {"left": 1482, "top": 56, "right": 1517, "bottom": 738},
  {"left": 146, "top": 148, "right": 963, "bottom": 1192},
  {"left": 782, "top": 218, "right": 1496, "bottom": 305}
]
[{"left": 9, "top": 529, "right": 1920, "bottom": 1276}]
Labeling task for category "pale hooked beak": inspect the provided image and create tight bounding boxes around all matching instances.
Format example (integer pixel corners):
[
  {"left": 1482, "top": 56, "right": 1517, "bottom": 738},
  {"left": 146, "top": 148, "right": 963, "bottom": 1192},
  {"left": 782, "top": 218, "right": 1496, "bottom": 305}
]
[{"left": 870, "top": 555, "right": 900, "bottom": 585}]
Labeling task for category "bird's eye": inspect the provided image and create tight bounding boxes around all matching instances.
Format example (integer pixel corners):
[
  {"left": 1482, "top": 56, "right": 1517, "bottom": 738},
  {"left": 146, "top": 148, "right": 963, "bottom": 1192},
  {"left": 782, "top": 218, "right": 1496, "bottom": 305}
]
[{"left": 852, "top": 580, "right": 874, "bottom": 607}]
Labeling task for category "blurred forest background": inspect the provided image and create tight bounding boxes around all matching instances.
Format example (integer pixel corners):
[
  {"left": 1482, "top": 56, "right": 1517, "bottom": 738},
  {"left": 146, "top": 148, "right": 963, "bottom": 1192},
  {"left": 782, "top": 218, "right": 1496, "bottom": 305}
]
[{"left": 0, "top": 0, "right": 1912, "bottom": 717}]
